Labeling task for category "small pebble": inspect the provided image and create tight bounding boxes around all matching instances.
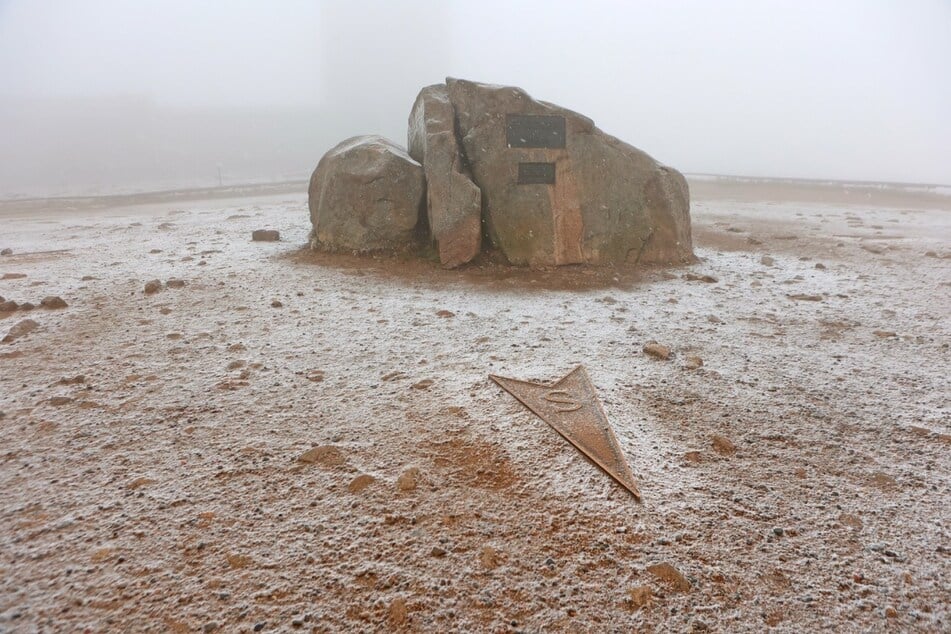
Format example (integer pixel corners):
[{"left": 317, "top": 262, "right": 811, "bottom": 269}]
[{"left": 144, "top": 280, "right": 162, "bottom": 294}]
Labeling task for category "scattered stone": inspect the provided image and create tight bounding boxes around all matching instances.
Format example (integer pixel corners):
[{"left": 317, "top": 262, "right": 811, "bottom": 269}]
[
  {"left": 226, "top": 554, "right": 253, "bottom": 569},
  {"left": 40, "top": 296, "right": 68, "bottom": 309},
  {"left": 271, "top": 300, "right": 283, "bottom": 308},
  {"left": 1, "top": 273, "right": 27, "bottom": 280},
  {"left": 19, "top": 302, "right": 35, "bottom": 311},
  {"left": 684, "top": 273, "right": 718, "bottom": 283},
  {"left": 628, "top": 585, "right": 653, "bottom": 610},
  {"left": 711, "top": 434, "right": 737, "bottom": 455},
  {"left": 684, "top": 355, "right": 703, "bottom": 370},
  {"left": 787, "top": 293, "right": 823, "bottom": 301},
  {"left": 683, "top": 451, "right": 703, "bottom": 464},
  {"left": 48, "top": 396, "right": 73, "bottom": 407},
  {"left": 309, "top": 136, "right": 424, "bottom": 253},
  {"left": 884, "top": 607, "right": 898, "bottom": 619},
  {"left": 298, "top": 445, "right": 346, "bottom": 467},
  {"left": 0, "top": 300, "right": 18, "bottom": 312},
  {"left": 479, "top": 546, "right": 499, "bottom": 570},
  {"left": 396, "top": 467, "right": 419, "bottom": 491},
  {"left": 815, "top": 262, "right": 826, "bottom": 269},
  {"left": 2, "top": 318, "right": 38, "bottom": 343},
  {"left": 347, "top": 474, "right": 376, "bottom": 493},
  {"left": 772, "top": 527, "right": 785, "bottom": 537},
  {"left": 251, "top": 229, "right": 280, "bottom": 242},
  {"left": 144, "top": 279, "right": 162, "bottom": 294},
  {"left": 839, "top": 513, "right": 863, "bottom": 529},
  {"left": 0, "top": 248, "right": 12, "bottom": 256},
  {"left": 408, "top": 84, "right": 482, "bottom": 267},
  {"left": 430, "top": 546, "right": 447, "bottom": 558},
  {"left": 411, "top": 379, "right": 434, "bottom": 390},
  {"left": 165, "top": 279, "right": 186, "bottom": 289},
  {"left": 873, "top": 330, "right": 897, "bottom": 338},
  {"left": 435, "top": 310, "right": 455, "bottom": 318},
  {"left": 203, "top": 622, "right": 218, "bottom": 633},
  {"left": 760, "top": 255, "right": 775, "bottom": 266},
  {"left": 642, "top": 342, "right": 671, "bottom": 360},
  {"left": 647, "top": 562, "right": 692, "bottom": 592},
  {"left": 924, "top": 250, "right": 937, "bottom": 258},
  {"left": 126, "top": 476, "right": 156, "bottom": 490},
  {"left": 388, "top": 597, "right": 408, "bottom": 627}
]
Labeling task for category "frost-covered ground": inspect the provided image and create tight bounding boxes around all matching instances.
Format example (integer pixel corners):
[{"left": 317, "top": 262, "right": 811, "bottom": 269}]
[{"left": 1, "top": 185, "right": 948, "bottom": 632}]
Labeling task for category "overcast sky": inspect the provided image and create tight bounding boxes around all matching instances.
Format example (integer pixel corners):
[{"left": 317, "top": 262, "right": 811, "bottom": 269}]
[{"left": 0, "top": 0, "right": 949, "bottom": 189}]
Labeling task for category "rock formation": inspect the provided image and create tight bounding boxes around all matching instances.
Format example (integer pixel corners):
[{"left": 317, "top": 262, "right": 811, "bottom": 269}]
[
  {"left": 308, "top": 135, "right": 425, "bottom": 253},
  {"left": 408, "top": 85, "right": 482, "bottom": 268},
  {"left": 308, "top": 79, "right": 693, "bottom": 267}
]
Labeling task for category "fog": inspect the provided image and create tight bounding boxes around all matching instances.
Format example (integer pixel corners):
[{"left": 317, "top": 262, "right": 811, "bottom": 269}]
[{"left": 0, "top": 0, "right": 948, "bottom": 198}]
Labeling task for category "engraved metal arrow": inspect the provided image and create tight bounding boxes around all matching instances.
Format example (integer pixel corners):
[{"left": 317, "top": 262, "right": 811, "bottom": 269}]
[{"left": 490, "top": 365, "right": 641, "bottom": 501}]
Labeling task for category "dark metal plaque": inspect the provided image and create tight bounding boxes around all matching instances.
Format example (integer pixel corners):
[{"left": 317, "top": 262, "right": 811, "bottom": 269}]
[
  {"left": 506, "top": 114, "right": 566, "bottom": 148},
  {"left": 517, "top": 162, "right": 556, "bottom": 185},
  {"left": 490, "top": 366, "right": 641, "bottom": 500}
]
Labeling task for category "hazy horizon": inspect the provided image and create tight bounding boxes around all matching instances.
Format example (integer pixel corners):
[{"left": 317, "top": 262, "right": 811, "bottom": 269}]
[{"left": 1, "top": 0, "right": 949, "bottom": 197}]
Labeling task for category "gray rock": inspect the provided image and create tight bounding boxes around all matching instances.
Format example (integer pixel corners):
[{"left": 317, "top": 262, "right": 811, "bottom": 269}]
[
  {"left": 3, "top": 319, "right": 38, "bottom": 343},
  {"left": 251, "top": 229, "right": 280, "bottom": 242},
  {"left": 0, "top": 248, "right": 12, "bottom": 256},
  {"left": 446, "top": 78, "right": 693, "bottom": 267},
  {"left": 309, "top": 135, "right": 425, "bottom": 253},
  {"left": 408, "top": 84, "right": 482, "bottom": 268}
]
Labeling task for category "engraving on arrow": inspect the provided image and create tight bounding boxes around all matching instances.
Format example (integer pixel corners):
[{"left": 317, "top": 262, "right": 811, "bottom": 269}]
[{"left": 489, "top": 366, "right": 641, "bottom": 500}]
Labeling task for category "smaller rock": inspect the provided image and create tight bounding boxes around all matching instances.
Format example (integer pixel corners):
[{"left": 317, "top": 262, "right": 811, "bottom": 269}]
[
  {"left": 1, "top": 273, "right": 27, "bottom": 280},
  {"left": 643, "top": 342, "right": 671, "bottom": 360},
  {"left": 144, "top": 279, "right": 162, "bottom": 294},
  {"left": 684, "top": 273, "right": 718, "bottom": 283},
  {"left": 760, "top": 255, "right": 775, "bottom": 266},
  {"left": 772, "top": 527, "right": 784, "bottom": 537},
  {"left": 298, "top": 445, "right": 345, "bottom": 467},
  {"left": 396, "top": 467, "right": 419, "bottom": 491},
  {"left": 684, "top": 356, "right": 703, "bottom": 370},
  {"left": 19, "top": 302, "right": 35, "bottom": 311},
  {"left": 0, "top": 248, "right": 12, "bottom": 256},
  {"left": 203, "top": 622, "right": 218, "bottom": 633},
  {"left": 435, "top": 310, "right": 455, "bottom": 318},
  {"left": 348, "top": 474, "right": 376, "bottom": 493},
  {"left": 388, "top": 597, "right": 408, "bottom": 627},
  {"left": 0, "top": 300, "right": 18, "bottom": 312},
  {"left": 252, "top": 229, "right": 280, "bottom": 242},
  {"left": 165, "top": 279, "right": 186, "bottom": 289},
  {"left": 479, "top": 546, "right": 499, "bottom": 570},
  {"left": 647, "top": 562, "right": 691, "bottom": 592},
  {"left": 411, "top": 379, "right": 434, "bottom": 390},
  {"left": 884, "top": 607, "right": 898, "bottom": 619},
  {"left": 628, "top": 585, "right": 652, "bottom": 610},
  {"left": 3, "top": 318, "right": 38, "bottom": 343},
  {"left": 48, "top": 396, "right": 73, "bottom": 407},
  {"left": 787, "top": 293, "right": 823, "bottom": 302},
  {"left": 815, "top": 262, "right": 826, "bottom": 269},
  {"left": 271, "top": 300, "right": 283, "bottom": 308},
  {"left": 711, "top": 434, "right": 737, "bottom": 455},
  {"left": 40, "top": 296, "right": 68, "bottom": 309},
  {"left": 873, "top": 330, "right": 897, "bottom": 338},
  {"left": 924, "top": 250, "right": 937, "bottom": 258}
]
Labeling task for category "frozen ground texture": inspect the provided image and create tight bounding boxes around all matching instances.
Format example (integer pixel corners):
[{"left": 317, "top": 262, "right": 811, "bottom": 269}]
[{"left": 0, "top": 182, "right": 948, "bottom": 632}]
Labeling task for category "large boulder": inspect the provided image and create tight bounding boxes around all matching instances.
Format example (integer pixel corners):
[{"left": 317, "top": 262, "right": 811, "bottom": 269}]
[
  {"left": 408, "top": 85, "right": 482, "bottom": 268},
  {"left": 309, "top": 135, "right": 425, "bottom": 252},
  {"left": 446, "top": 78, "right": 693, "bottom": 267}
]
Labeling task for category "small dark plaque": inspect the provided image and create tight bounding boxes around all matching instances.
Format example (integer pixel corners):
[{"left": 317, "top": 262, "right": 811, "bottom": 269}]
[
  {"left": 518, "top": 162, "right": 556, "bottom": 185},
  {"left": 506, "top": 115, "right": 566, "bottom": 148}
]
